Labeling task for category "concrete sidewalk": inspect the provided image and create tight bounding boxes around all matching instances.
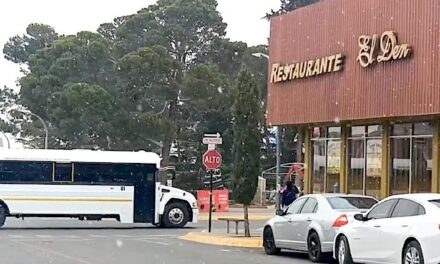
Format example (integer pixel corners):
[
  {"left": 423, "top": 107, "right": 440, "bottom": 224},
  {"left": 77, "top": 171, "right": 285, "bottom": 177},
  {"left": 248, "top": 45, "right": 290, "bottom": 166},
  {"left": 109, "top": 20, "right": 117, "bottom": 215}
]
[
  {"left": 180, "top": 231, "right": 263, "bottom": 248},
  {"left": 198, "top": 207, "right": 274, "bottom": 222}
]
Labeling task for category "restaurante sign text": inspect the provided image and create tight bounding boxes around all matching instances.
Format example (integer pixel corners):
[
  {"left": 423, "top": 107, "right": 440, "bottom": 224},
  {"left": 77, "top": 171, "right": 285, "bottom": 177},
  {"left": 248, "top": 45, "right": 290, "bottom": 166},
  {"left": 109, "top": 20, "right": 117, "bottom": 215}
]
[{"left": 270, "top": 53, "right": 344, "bottom": 83}]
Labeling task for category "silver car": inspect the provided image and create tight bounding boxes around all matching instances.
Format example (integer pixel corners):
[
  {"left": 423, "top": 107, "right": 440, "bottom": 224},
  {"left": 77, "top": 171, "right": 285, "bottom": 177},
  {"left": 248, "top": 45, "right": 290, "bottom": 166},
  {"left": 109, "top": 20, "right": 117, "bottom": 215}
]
[{"left": 263, "top": 194, "right": 378, "bottom": 262}]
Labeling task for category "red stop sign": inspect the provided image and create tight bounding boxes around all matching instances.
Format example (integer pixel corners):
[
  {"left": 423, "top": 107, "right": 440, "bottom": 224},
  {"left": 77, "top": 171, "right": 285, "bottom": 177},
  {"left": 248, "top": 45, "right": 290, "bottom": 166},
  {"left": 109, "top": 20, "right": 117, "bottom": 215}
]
[{"left": 202, "top": 150, "right": 222, "bottom": 170}]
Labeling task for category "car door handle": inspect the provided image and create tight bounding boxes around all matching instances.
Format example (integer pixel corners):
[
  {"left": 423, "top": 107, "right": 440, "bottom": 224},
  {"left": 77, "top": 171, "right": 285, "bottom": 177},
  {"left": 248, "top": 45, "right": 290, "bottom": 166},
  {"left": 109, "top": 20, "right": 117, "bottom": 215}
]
[
  {"left": 288, "top": 219, "right": 294, "bottom": 223},
  {"left": 401, "top": 224, "right": 409, "bottom": 227},
  {"left": 373, "top": 225, "right": 381, "bottom": 228},
  {"left": 306, "top": 218, "right": 312, "bottom": 222}
]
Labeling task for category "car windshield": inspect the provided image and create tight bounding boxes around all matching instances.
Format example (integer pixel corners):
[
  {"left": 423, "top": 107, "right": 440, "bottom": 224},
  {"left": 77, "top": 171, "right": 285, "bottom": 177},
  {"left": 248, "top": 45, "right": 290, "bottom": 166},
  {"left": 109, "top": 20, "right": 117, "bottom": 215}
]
[
  {"left": 430, "top": 200, "right": 440, "bottom": 208},
  {"left": 327, "top": 197, "right": 378, "bottom": 210}
]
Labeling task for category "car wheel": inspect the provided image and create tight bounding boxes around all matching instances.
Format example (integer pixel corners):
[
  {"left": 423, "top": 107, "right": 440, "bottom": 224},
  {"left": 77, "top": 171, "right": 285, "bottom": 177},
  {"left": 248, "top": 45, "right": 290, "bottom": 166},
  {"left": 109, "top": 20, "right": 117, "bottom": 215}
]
[
  {"left": 161, "top": 202, "right": 189, "bottom": 228},
  {"left": 307, "top": 231, "right": 327, "bottom": 262},
  {"left": 0, "top": 205, "right": 6, "bottom": 227},
  {"left": 263, "top": 227, "right": 280, "bottom": 255},
  {"left": 336, "top": 236, "right": 353, "bottom": 264},
  {"left": 403, "top": 241, "right": 424, "bottom": 264}
]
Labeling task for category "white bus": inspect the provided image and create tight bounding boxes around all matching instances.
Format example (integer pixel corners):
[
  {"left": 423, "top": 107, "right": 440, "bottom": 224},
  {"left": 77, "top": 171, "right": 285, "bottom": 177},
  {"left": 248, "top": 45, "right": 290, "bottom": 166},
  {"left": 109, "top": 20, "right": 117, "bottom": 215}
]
[{"left": 0, "top": 149, "right": 198, "bottom": 228}]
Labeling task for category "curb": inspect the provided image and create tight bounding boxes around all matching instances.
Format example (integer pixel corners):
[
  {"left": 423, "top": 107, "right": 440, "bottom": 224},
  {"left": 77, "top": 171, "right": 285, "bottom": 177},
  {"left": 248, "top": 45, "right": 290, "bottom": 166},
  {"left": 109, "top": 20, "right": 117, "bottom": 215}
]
[
  {"left": 198, "top": 215, "right": 272, "bottom": 221},
  {"left": 180, "top": 232, "right": 262, "bottom": 248}
]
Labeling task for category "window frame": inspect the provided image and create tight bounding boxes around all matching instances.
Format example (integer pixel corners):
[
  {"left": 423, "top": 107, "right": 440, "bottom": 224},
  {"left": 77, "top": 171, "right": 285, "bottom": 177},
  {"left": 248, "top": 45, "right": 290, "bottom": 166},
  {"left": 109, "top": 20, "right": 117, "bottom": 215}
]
[
  {"left": 347, "top": 125, "right": 382, "bottom": 198},
  {"left": 311, "top": 126, "right": 342, "bottom": 193},
  {"left": 0, "top": 161, "right": 53, "bottom": 183},
  {"left": 300, "top": 197, "right": 319, "bottom": 214},
  {"left": 53, "top": 162, "right": 74, "bottom": 183},
  {"left": 0, "top": 160, "right": 158, "bottom": 186},
  {"left": 390, "top": 122, "right": 433, "bottom": 194},
  {"left": 327, "top": 196, "right": 378, "bottom": 210},
  {"left": 429, "top": 199, "right": 440, "bottom": 208},
  {"left": 73, "top": 162, "right": 157, "bottom": 185},
  {"left": 366, "top": 199, "right": 398, "bottom": 220},
  {"left": 286, "top": 197, "right": 308, "bottom": 215},
  {"left": 390, "top": 198, "right": 426, "bottom": 218}
]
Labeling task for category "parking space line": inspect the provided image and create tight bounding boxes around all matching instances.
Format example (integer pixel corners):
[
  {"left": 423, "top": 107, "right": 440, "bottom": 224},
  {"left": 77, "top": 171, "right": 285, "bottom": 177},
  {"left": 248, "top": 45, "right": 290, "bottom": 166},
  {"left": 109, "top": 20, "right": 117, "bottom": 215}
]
[{"left": 13, "top": 241, "right": 93, "bottom": 264}]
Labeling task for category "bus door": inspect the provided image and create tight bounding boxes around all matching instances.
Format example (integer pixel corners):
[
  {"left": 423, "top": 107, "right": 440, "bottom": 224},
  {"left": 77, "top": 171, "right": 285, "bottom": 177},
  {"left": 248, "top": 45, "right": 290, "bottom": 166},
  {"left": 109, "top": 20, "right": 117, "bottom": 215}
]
[{"left": 132, "top": 165, "right": 156, "bottom": 223}]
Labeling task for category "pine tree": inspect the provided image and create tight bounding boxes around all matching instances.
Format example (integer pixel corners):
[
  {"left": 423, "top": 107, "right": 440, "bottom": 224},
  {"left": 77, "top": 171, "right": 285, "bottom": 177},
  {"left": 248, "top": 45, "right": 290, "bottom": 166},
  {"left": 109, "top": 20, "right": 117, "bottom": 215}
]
[
  {"left": 266, "top": 0, "right": 320, "bottom": 19},
  {"left": 232, "top": 69, "right": 261, "bottom": 237}
]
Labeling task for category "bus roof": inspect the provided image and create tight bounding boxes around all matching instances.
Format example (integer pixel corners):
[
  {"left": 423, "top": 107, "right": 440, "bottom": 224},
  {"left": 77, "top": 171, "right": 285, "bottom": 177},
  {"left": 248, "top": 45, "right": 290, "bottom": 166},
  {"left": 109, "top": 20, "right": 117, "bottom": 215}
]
[{"left": 0, "top": 149, "right": 161, "bottom": 168}]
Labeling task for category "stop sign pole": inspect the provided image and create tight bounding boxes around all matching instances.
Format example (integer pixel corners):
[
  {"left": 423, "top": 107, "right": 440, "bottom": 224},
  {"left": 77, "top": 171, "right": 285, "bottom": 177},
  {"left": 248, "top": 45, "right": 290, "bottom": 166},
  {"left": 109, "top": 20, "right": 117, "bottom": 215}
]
[{"left": 202, "top": 138, "right": 222, "bottom": 233}]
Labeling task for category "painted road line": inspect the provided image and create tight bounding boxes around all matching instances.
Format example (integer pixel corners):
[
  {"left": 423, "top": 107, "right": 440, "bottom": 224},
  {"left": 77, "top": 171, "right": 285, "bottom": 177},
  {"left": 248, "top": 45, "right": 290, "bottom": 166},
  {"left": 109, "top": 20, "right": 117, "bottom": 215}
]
[
  {"left": 14, "top": 240, "right": 93, "bottom": 264},
  {"left": 36, "top": 235, "right": 54, "bottom": 238},
  {"left": 179, "top": 232, "right": 262, "bottom": 248},
  {"left": 135, "top": 239, "right": 170, "bottom": 246}
]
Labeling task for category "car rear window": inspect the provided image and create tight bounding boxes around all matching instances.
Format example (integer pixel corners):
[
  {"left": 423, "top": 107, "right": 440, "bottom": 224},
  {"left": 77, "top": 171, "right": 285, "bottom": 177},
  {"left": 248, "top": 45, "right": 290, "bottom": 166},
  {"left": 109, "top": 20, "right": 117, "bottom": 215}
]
[
  {"left": 430, "top": 199, "right": 440, "bottom": 208},
  {"left": 327, "top": 197, "right": 378, "bottom": 210}
]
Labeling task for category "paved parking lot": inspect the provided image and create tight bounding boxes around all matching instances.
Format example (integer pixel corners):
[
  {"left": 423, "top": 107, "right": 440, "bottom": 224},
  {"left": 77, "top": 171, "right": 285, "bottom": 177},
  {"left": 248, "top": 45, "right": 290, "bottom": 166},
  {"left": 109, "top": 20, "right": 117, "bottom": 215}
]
[{"left": 0, "top": 218, "right": 315, "bottom": 264}]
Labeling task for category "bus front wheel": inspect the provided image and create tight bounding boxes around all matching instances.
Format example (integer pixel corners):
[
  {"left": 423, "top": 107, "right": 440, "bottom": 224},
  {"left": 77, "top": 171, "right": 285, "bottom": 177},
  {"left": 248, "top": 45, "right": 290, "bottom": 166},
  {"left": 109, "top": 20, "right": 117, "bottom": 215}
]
[{"left": 161, "top": 202, "right": 189, "bottom": 228}]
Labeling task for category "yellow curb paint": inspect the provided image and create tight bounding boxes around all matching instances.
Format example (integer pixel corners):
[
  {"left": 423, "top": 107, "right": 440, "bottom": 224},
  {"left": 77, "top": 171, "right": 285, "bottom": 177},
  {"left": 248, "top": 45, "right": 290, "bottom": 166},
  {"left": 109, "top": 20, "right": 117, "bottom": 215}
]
[
  {"left": 198, "top": 215, "right": 272, "bottom": 221},
  {"left": 180, "top": 232, "right": 262, "bottom": 248}
]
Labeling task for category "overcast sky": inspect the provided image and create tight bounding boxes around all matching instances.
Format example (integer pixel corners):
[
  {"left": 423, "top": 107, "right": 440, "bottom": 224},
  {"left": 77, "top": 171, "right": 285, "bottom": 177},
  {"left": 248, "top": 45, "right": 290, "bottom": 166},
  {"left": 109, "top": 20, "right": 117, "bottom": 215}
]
[{"left": 0, "top": 0, "right": 279, "bottom": 90}]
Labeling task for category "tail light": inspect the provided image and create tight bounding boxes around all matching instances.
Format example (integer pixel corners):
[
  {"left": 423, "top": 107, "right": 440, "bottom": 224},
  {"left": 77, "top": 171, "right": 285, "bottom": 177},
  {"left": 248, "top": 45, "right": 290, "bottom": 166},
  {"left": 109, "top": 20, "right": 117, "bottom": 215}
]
[{"left": 332, "top": 214, "right": 349, "bottom": 228}]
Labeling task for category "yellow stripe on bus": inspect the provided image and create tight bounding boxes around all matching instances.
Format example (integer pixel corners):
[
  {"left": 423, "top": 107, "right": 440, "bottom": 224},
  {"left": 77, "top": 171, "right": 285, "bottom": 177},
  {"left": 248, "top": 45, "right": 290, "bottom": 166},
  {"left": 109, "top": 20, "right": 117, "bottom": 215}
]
[{"left": 1, "top": 197, "right": 133, "bottom": 203}]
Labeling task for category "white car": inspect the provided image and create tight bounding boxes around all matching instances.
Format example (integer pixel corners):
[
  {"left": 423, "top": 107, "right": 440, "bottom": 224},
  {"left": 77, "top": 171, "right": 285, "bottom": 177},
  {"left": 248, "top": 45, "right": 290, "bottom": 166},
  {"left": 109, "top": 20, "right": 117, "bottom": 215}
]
[
  {"left": 263, "top": 194, "right": 377, "bottom": 262},
  {"left": 334, "top": 193, "right": 440, "bottom": 264}
]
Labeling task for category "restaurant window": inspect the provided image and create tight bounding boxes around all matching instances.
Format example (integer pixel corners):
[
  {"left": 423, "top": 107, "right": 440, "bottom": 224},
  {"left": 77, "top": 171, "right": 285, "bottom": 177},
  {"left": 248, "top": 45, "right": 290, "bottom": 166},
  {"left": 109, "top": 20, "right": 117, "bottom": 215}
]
[
  {"left": 311, "top": 127, "right": 341, "bottom": 193},
  {"left": 390, "top": 123, "right": 433, "bottom": 195},
  {"left": 347, "top": 125, "right": 382, "bottom": 199}
]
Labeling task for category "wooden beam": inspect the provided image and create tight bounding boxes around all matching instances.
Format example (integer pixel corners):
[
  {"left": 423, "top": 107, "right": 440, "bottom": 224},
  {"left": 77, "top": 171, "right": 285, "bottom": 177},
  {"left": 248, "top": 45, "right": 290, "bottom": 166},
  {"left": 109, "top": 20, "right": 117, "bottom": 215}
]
[
  {"left": 339, "top": 125, "right": 348, "bottom": 193},
  {"left": 304, "top": 128, "right": 312, "bottom": 194},
  {"left": 380, "top": 123, "right": 390, "bottom": 199}
]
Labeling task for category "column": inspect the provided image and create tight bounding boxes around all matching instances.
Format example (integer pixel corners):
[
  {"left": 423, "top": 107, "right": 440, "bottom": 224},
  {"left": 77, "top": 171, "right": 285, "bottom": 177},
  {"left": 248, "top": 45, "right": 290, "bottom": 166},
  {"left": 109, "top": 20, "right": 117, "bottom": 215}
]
[
  {"left": 303, "top": 127, "right": 312, "bottom": 194},
  {"left": 380, "top": 123, "right": 390, "bottom": 199},
  {"left": 432, "top": 120, "right": 440, "bottom": 193},
  {"left": 339, "top": 125, "right": 348, "bottom": 193}
]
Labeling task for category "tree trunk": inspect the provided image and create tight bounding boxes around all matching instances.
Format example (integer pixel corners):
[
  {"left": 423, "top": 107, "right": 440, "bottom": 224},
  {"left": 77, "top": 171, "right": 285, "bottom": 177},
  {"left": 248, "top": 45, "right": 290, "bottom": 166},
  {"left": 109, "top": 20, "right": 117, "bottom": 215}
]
[
  {"left": 161, "top": 139, "right": 172, "bottom": 167},
  {"left": 244, "top": 205, "right": 250, "bottom": 237}
]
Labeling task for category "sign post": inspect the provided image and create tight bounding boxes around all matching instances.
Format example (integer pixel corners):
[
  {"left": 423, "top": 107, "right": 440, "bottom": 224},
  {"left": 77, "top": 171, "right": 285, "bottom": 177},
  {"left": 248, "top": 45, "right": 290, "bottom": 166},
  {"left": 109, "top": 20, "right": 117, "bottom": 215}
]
[
  {"left": 202, "top": 134, "right": 222, "bottom": 233},
  {"left": 209, "top": 169, "right": 214, "bottom": 233}
]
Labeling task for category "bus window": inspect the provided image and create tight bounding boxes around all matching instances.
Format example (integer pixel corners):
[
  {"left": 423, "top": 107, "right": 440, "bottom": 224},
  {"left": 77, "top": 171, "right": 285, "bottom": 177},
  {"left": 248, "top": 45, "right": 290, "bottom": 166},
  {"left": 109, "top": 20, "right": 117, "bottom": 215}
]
[
  {"left": 73, "top": 163, "right": 155, "bottom": 185},
  {"left": 0, "top": 161, "right": 52, "bottom": 183},
  {"left": 53, "top": 163, "right": 73, "bottom": 182}
]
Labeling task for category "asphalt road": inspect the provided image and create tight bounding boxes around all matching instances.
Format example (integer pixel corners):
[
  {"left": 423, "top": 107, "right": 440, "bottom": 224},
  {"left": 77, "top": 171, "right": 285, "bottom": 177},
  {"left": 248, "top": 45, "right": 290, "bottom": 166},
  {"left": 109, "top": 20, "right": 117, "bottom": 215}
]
[{"left": 0, "top": 218, "right": 315, "bottom": 264}]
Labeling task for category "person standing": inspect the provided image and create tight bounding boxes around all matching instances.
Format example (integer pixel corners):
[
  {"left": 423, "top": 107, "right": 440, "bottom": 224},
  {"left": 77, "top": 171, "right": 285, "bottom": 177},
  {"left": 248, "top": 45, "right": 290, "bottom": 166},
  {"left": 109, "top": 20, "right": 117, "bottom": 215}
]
[{"left": 281, "top": 181, "right": 299, "bottom": 208}]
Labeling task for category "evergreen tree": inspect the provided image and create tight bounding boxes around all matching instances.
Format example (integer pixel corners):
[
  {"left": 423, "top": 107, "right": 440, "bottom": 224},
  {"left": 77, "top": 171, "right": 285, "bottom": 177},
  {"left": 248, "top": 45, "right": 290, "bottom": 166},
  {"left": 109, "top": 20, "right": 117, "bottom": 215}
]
[
  {"left": 266, "top": 0, "right": 320, "bottom": 18},
  {"left": 232, "top": 69, "right": 261, "bottom": 237}
]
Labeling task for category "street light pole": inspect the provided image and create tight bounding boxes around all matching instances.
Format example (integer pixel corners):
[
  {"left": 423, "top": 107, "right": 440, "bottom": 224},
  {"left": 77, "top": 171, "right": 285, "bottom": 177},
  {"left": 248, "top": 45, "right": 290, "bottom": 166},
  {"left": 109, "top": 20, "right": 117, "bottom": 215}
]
[
  {"left": 16, "top": 110, "right": 48, "bottom": 149},
  {"left": 252, "top": 52, "right": 282, "bottom": 210},
  {"left": 275, "top": 126, "right": 281, "bottom": 210}
]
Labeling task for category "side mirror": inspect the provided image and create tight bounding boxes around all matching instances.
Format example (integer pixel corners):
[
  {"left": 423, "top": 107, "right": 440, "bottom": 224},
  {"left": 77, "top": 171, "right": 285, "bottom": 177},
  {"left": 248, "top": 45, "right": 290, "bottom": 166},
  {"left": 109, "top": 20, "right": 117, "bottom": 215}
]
[
  {"left": 276, "top": 209, "right": 285, "bottom": 216},
  {"left": 354, "top": 213, "right": 366, "bottom": 221}
]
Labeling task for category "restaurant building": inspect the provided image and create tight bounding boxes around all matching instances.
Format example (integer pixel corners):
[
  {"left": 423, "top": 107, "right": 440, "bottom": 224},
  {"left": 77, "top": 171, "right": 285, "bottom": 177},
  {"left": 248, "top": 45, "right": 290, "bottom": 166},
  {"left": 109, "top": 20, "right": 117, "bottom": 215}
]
[{"left": 267, "top": 0, "right": 440, "bottom": 199}]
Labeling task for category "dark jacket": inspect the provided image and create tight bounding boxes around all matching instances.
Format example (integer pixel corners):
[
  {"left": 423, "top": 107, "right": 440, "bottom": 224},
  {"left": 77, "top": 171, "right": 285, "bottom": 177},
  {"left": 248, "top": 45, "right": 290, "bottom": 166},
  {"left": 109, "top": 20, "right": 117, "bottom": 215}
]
[{"left": 281, "top": 186, "right": 299, "bottom": 207}]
